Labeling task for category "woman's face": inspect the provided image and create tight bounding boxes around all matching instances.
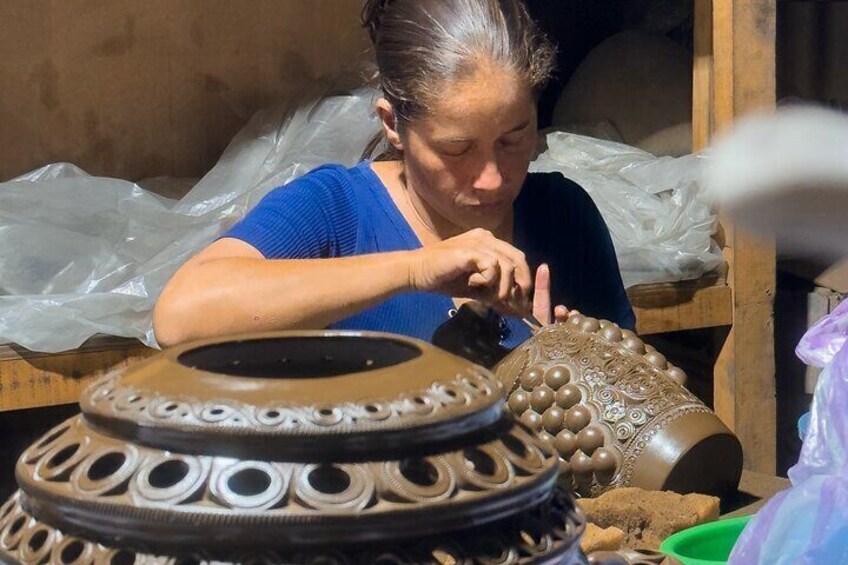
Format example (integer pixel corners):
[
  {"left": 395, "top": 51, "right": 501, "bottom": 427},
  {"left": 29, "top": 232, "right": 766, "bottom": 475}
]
[{"left": 398, "top": 63, "right": 538, "bottom": 233}]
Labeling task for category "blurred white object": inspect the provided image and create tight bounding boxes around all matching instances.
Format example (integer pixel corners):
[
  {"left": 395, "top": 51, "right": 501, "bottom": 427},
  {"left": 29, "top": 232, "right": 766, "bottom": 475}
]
[
  {"left": 705, "top": 106, "right": 848, "bottom": 261},
  {"left": 531, "top": 131, "right": 723, "bottom": 288}
]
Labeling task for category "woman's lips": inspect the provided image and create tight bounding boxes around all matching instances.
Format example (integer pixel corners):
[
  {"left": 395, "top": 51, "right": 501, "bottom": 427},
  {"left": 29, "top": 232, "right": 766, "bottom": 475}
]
[{"left": 468, "top": 199, "right": 507, "bottom": 210}]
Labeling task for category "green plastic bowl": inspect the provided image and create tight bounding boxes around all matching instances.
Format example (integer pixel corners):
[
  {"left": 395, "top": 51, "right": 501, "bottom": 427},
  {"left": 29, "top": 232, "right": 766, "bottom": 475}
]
[{"left": 659, "top": 515, "right": 752, "bottom": 565}]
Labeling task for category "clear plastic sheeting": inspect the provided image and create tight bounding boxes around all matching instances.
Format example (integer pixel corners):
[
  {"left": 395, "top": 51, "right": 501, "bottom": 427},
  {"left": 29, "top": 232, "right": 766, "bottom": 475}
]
[
  {"left": 530, "top": 131, "right": 723, "bottom": 288},
  {"left": 0, "top": 89, "right": 382, "bottom": 352},
  {"left": 1, "top": 89, "right": 722, "bottom": 353},
  {"left": 729, "top": 299, "right": 848, "bottom": 564}
]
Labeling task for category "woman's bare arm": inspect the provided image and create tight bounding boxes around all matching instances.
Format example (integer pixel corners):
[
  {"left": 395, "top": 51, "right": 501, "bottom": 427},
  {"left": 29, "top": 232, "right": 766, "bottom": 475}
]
[
  {"left": 154, "top": 228, "right": 537, "bottom": 347},
  {"left": 153, "top": 238, "right": 414, "bottom": 347}
]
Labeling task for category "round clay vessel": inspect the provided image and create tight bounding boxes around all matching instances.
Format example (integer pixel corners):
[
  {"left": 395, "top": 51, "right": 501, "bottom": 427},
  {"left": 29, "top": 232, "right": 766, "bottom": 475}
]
[
  {"left": 0, "top": 331, "right": 586, "bottom": 564},
  {"left": 496, "top": 316, "right": 743, "bottom": 497}
]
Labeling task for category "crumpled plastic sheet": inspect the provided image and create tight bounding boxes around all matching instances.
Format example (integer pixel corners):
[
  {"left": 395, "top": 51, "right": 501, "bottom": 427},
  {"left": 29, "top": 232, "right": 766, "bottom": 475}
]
[
  {"left": 0, "top": 89, "right": 721, "bottom": 353},
  {"left": 0, "top": 89, "right": 383, "bottom": 352},
  {"left": 729, "top": 299, "right": 848, "bottom": 564},
  {"left": 530, "top": 132, "right": 723, "bottom": 288}
]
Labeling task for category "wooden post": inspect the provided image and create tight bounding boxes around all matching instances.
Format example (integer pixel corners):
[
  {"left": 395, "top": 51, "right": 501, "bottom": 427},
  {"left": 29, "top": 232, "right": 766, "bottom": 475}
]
[{"left": 695, "top": 0, "right": 777, "bottom": 473}]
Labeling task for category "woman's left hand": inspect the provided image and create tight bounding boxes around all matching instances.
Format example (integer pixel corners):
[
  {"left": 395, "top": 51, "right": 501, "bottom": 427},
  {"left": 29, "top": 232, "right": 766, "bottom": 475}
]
[{"left": 531, "top": 263, "right": 576, "bottom": 325}]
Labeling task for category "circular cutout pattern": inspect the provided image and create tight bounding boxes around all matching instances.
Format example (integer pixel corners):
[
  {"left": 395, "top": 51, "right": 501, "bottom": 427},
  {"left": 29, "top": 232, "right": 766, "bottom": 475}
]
[
  {"left": 20, "top": 526, "right": 53, "bottom": 564},
  {"left": 213, "top": 462, "right": 289, "bottom": 510},
  {"left": 108, "top": 549, "right": 138, "bottom": 565},
  {"left": 311, "top": 405, "right": 344, "bottom": 426},
  {"left": 0, "top": 497, "right": 16, "bottom": 530},
  {"left": 34, "top": 436, "right": 91, "bottom": 482},
  {"left": 199, "top": 403, "right": 237, "bottom": 423},
  {"left": 71, "top": 446, "right": 137, "bottom": 496},
  {"left": 498, "top": 428, "right": 547, "bottom": 475},
  {"left": 24, "top": 423, "right": 72, "bottom": 464},
  {"left": 455, "top": 446, "right": 513, "bottom": 491},
  {"left": 54, "top": 537, "right": 91, "bottom": 565},
  {"left": 294, "top": 464, "right": 374, "bottom": 512},
  {"left": 1, "top": 512, "right": 28, "bottom": 553},
  {"left": 132, "top": 455, "right": 207, "bottom": 505},
  {"left": 358, "top": 400, "right": 392, "bottom": 422},
  {"left": 382, "top": 457, "right": 455, "bottom": 503}
]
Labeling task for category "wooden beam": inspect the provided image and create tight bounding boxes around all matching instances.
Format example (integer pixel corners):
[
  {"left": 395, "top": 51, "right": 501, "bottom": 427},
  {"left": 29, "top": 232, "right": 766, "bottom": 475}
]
[
  {"left": 709, "top": 0, "right": 778, "bottom": 474},
  {"left": 693, "top": 0, "right": 714, "bottom": 153},
  {"left": 0, "top": 338, "right": 155, "bottom": 412}
]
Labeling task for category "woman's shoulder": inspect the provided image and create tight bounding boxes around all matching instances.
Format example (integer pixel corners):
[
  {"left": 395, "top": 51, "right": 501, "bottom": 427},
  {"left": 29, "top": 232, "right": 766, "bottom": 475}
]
[
  {"left": 286, "top": 162, "right": 368, "bottom": 192},
  {"left": 259, "top": 162, "right": 375, "bottom": 209}
]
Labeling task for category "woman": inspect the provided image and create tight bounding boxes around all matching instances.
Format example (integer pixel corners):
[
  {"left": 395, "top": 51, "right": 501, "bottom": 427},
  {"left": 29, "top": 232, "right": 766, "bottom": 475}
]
[{"left": 153, "top": 0, "right": 635, "bottom": 348}]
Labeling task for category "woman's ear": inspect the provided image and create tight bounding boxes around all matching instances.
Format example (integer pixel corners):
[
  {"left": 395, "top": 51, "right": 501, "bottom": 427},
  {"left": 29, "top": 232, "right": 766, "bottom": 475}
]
[{"left": 376, "top": 98, "right": 404, "bottom": 151}]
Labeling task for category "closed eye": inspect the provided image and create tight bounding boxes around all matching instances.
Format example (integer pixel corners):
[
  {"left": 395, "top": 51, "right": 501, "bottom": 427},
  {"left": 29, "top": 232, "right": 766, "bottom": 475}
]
[
  {"left": 498, "top": 134, "right": 527, "bottom": 150},
  {"left": 439, "top": 142, "right": 473, "bottom": 157}
]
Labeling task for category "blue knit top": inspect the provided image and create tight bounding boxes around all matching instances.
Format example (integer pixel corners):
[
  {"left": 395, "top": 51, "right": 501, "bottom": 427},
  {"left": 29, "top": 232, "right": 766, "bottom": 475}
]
[{"left": 224, "top": 161, "right": 635, "bottom": 347}]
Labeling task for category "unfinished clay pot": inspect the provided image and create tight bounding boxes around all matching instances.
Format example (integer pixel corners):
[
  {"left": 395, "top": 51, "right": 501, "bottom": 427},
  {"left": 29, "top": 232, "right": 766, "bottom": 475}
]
[
  {"left": 0, "top": 331, "right": 585, "bottom": 564},
  {"left": 496, "top": 316, "right": 743, "bottom": 498}
]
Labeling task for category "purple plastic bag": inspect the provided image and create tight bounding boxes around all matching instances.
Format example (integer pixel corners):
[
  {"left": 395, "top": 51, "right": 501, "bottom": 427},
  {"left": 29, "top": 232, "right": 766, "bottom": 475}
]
[{"left": 729, "top": 300, "right": 848, "bottom": 564}]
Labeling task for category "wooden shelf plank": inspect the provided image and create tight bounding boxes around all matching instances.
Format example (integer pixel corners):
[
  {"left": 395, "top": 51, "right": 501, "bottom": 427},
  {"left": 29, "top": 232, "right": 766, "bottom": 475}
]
[
  {"left": 721, "top": 470, "right": 789, "bottom": 519},
  {"left": 628, "top": 276, "right": 733, "bottom": 335},
  {"left": 0, "top": 338, "right": 155, "bottom": 412}
]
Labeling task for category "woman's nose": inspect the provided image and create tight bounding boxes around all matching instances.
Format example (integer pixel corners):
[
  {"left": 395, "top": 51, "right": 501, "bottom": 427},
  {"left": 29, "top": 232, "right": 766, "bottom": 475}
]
[{"left": 473, "top": 159, "right": 503, "bottom": 191}]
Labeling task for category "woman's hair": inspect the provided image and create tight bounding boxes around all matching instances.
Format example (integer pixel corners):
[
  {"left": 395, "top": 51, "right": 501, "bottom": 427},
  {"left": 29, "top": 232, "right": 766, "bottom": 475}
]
[{"left": 361, "top": 0, "right": 555, "bottom": 123}]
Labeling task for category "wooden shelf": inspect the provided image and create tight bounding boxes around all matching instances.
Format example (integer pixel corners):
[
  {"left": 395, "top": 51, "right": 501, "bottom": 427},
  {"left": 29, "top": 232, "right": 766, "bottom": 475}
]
[
  {"left": 0, "top": 0, "right": 778, "bottom": 475},
  {"left": 721, "top": 470, "right": 790, "bottom": 519},
  {"left": 0, "top": 337, "right": 154, "bottom": 413},
  {"left": 629, "top": 274, "right": 732, "bottom": 335}
]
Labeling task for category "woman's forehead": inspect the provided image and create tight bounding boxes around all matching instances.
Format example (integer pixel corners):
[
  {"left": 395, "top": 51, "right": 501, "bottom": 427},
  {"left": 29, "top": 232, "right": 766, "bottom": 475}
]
[{"left": 416, "top": 65, "right": 535, "bottom": 136}]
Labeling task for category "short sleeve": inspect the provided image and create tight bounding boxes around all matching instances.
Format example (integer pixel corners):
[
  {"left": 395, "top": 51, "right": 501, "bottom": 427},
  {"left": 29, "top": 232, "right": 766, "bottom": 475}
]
[{"left": 223, "top": 165, "right": 359, "bottom": 259}]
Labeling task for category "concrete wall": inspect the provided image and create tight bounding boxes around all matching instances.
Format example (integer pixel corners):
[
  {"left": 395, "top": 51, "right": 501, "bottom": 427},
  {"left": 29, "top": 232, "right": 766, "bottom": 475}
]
[{"left": 0, "top": 0, "right": 370, "bottom": 181}]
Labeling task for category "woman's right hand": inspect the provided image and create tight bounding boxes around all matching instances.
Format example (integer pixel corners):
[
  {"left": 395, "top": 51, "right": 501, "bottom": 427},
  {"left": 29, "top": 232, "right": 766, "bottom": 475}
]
[{"left": 405, "top": 228, "right": 532, "bottom": 316}]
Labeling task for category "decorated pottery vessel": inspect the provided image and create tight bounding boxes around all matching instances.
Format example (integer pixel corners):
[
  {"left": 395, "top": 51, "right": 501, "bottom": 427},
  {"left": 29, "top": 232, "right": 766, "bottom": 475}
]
[
  {"left": 496, "top": 316, "right": 743, "bottom": 498},
  {"left": 0, "top": 332, "right": 586, "bottom": 564}
]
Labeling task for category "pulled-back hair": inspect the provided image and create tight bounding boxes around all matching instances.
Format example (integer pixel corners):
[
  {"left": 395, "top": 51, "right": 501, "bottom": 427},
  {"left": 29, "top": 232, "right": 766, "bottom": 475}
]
[{"left": 361, "top": 0, "right": 555, "bottom": 123}]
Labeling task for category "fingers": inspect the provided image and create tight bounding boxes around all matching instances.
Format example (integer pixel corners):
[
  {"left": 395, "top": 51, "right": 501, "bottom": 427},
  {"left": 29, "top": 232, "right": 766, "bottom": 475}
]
[
  {"left": 468, "top": 252, "right": 527, "bottom": 315},
  {"left": 532, "top": 263, "right": 552, "bottom": 325},
  {"left": 435, "top": 229, "right": 533, "bottom": 316},
  {"left": 554, "top": 304, "right": 569, "bottom": 323},
  {"left": 467, "top": 252, "right": 499, "bottom": 289},
  {"left": 489, "top": 240, "right": 532, "bottom": 305}
]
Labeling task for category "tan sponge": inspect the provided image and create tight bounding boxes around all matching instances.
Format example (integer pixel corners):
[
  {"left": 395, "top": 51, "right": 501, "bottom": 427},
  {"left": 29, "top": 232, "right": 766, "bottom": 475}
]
[{"left": 578, "top": 487, "right": 720, "bottom": 550}]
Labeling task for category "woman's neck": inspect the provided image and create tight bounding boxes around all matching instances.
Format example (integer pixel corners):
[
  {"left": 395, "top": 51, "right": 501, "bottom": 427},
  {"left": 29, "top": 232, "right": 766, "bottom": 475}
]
[{"left": 372, "top": 160, "right": 513, "bottom": 245}]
